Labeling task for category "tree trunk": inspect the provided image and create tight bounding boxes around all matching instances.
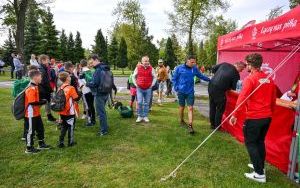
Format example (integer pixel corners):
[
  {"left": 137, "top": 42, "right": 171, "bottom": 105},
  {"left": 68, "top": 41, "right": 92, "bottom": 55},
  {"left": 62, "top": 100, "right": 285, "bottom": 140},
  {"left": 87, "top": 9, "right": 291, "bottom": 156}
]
[
  {"left": 14, "top": 0, "right": 29, "bottom": 54},
  {"left": 188, "top": 2, "right": 195, "bottom": 56}
]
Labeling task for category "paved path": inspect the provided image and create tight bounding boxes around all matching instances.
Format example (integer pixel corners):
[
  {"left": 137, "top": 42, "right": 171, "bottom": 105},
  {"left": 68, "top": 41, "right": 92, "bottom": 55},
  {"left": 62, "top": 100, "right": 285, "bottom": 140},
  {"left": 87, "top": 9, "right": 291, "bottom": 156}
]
[{"left": 0, "top": 76, "right": 210, "bottom": 118}]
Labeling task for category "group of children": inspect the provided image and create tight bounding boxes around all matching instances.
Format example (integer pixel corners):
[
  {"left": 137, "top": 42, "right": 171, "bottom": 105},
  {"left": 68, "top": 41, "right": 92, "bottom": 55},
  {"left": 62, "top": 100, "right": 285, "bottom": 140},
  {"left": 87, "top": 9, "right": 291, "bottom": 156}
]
[{"left": 22, "top": 58, "right": 96, "bottom": 154}]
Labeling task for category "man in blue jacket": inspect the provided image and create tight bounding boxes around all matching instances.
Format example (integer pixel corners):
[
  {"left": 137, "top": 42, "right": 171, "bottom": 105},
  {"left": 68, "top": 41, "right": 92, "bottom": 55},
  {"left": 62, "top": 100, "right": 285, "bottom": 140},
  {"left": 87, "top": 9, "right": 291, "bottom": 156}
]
[
  {"left": 86, "top": 54, "right": 113, "bottom": 136},
  {"left": 172, "top": 55, "right": 210, "bottom": 134}
]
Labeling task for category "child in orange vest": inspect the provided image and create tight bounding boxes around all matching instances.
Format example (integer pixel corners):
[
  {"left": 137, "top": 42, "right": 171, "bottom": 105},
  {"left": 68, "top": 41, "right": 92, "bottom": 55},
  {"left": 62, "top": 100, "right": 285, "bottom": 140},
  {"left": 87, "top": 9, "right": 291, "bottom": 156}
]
[
  {"left": 57, "top": 72, "right": 80, "bottom": 148},
  {"left": 24, "top": 70, "right": 51, "bottom": 154}
]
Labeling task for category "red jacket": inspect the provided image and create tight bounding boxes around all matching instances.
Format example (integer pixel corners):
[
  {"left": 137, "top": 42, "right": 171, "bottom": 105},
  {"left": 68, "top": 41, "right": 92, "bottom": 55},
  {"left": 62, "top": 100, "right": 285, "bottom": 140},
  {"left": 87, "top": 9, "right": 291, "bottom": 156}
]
[
  {"left": 136, "top": 65, "right": 153, "bottom": 89},
  {"left": 234, "top": 71, "right": 277, "bottom": 120}
]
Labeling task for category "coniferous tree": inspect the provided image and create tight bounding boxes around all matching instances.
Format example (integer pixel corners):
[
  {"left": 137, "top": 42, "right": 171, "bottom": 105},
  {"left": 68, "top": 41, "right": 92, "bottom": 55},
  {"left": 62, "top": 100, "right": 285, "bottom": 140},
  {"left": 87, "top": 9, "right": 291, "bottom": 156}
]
[
  {"left": 108, "top": 36, "right": 119, "bottom": 70},
  {"left": 39, "top": 7, "right": 59, "bottom": 59},
  {"left": 164, "top": 37, "right": 176, "bottom": 69},
  {"left": 1, "top": 29, "right": 16, "bottom": 64},
  {"left": 118, "top": 37, "right": 128, "bottom": 74},
  {"left": 92, "top": 29, "right": 108, "bottom": 62},
  {"left": 67, "top": 32, "right": 75, "bottom": 63},
  {"left": 74, "top": 31, "right": 85, "bottom": 63},
  {"left": 24, "top": 5, "right": 41, "bottom": 63},
  {"left": 58, "top": 29, "right": 68, "bottom": 61}
]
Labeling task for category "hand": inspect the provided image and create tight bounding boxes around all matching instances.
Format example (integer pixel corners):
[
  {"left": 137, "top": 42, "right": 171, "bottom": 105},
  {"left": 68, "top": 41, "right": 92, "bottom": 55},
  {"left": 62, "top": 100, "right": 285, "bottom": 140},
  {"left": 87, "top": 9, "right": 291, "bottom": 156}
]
[{"left": 229, "top": 116, "right": 237, "bottom": 126}]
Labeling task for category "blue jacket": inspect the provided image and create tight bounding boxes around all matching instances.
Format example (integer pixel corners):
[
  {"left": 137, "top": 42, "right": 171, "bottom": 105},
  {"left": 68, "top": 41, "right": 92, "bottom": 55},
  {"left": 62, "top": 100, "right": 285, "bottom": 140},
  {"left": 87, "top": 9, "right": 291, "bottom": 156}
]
[
  {"left": 86, "top": 63, "right": 111, "bottom": 96},
  {"left": 172, "top": 64, "right": 210, "bottom": 94}
]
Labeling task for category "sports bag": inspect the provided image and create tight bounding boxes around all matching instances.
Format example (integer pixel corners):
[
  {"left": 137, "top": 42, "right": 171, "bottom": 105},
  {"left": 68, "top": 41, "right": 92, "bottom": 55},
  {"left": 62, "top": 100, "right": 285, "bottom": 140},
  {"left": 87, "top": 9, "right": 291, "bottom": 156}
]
[
  {"left": 50, "top": 85, "right": 69, "bottom": 112},
  {"left": 12, "top": 85, "right": 30, "bottom": 120}
]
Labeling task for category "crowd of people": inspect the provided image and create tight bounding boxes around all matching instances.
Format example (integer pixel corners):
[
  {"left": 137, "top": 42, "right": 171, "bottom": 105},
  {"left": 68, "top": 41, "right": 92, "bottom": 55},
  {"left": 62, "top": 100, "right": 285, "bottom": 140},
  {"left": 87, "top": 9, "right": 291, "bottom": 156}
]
[{"left": 8, "top": 50, "right": 298, "bottom": 183}]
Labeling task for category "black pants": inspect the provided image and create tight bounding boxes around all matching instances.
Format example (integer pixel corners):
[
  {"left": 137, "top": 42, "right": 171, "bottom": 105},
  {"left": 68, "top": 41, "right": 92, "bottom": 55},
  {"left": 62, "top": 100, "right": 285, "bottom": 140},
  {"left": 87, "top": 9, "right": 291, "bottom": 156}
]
[
  {"left": 16, "top": 70, "right": 23, "bottom": 80},
  {"left": 209, "top": 93, "right": 226, "bottom": 129},
  {"left": 244, "top": 118, "right": 271, "bottom": 175},
  {"left": 24, "top": 116, "right": 45, "bottom": 149},
  {"left": 59, "top": 115, "right": 76, "bottom": 145},
  {"left": 11, "top": 66, "right": 15, "bottom": 79},
  {"left": 83, "top": 92, "right": 95, "bottom": 124}
]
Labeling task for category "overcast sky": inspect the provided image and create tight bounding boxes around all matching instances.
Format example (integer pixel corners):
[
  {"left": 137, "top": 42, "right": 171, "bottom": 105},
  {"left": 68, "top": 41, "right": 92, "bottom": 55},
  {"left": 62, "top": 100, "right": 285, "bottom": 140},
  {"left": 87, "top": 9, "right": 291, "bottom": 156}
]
[{"left": 0, "top": 0, "right": 290, "bottom": 48}]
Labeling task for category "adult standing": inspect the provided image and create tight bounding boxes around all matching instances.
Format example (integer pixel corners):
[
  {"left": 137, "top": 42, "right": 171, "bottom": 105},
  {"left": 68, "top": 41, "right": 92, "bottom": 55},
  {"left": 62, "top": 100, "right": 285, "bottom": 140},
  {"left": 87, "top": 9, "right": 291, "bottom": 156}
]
[
  {"left": 132, "top": 55, "right": 157, "bottom": 123},
  {"left": 172, "top": 55, "right": 210, "bottom": 134},
  {"left": 156, "top": 59, "right": 168, "bottom": 104},
  {"left": 208, "top": 62, "right": 246, "bottom": 129},
  {"left": 38, "top": 54, "right": 57, "bottom": 122},
  {"left": 230, "top": 53, "right": 276, "bottom": 183},
  {"left": 86, "top": 54, "right": 113, "bottom": 136},
  {"left": 30, "top": 54, "right": 39, "bottom": 67},
  {"left": 10, "top": 53, "right": 15, "bottom": 79},
  {"left": 13, "top": 53, "right": 24, "bottom": 80}
]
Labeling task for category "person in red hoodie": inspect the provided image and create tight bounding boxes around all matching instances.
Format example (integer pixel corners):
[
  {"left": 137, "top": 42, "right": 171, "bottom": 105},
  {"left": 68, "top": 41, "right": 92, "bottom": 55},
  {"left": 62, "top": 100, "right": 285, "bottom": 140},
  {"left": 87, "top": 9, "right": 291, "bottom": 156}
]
[{"left": 229, "top": 53, "right": 276, "bottom": 183}]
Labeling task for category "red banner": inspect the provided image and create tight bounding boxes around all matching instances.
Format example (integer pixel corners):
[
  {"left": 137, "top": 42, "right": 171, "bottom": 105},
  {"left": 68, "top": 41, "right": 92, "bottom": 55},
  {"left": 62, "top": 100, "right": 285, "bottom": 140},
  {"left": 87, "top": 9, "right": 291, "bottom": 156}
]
[{"left": 222, "top": 91, "right": 296, "bottom": 173}]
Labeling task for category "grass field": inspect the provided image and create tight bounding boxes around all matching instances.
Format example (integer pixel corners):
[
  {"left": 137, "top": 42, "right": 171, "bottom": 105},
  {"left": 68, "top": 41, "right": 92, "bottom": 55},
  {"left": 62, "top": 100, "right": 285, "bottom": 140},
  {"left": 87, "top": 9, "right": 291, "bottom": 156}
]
[{"left": 0, "top": 88, "right": 297, "bottom": 187}]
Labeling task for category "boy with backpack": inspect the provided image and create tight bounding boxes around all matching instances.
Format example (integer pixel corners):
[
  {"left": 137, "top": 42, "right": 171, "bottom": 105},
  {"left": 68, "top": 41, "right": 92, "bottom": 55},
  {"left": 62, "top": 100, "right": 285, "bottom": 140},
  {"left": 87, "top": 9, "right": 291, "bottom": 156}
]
[
  {"left": 79, "top": 59, "right": 96, "bottom": 126},
  {"left": 56, "top": 72, "right": 80, "bottom": 148},
  {"left": 24, "top": 70, "right": 51, "bottom": 153}
]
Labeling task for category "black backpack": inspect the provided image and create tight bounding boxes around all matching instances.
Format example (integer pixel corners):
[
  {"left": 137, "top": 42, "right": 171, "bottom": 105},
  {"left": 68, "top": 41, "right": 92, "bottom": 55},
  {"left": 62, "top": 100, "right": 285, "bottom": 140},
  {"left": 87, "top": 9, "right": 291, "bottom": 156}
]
[
  {"left": 98, "top": 69, "right": 113, "bottom": 94},
  {"left": 50, "top": 85, "right": 69, "bottom": 112},
  {"left": 11, "top": 85, "right": 30, "bottom": 120}
]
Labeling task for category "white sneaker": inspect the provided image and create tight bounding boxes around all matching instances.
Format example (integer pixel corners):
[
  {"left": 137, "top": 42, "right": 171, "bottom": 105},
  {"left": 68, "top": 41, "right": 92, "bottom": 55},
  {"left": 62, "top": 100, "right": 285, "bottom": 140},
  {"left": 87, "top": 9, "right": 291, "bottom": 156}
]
[
  {"left": 81, "top": 114, "right": 87, "bottom": 119},
  {"left": 136, "top": 117, "right": 143, "bottom": 123},
  {"left": 248, "top": 164, "right": 265, "bottom": 174},
  {"left": 157, "top": 99, "right": 162, "bottom": 104},
  {"left": 143, "top": 117, "right": 150, "bottom": 123},
  {"left": 244, "top": 171, "right": 266, "bottom": 183}
]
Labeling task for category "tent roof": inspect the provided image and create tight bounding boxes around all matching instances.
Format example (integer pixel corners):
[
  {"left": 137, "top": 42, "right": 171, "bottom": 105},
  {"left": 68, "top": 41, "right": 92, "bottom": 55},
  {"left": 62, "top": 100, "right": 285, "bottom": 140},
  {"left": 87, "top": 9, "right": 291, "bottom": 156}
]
[{"left": 217, "top": 6, "right": 300, "bottom": 52}]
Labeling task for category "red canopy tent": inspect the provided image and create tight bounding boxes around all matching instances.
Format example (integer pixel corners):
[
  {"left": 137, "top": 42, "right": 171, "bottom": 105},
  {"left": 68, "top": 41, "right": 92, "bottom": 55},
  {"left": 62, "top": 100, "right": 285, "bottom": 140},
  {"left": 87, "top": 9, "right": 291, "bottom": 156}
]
[{"left": 217, "top": 6, "right": 300, "bottom": 173}]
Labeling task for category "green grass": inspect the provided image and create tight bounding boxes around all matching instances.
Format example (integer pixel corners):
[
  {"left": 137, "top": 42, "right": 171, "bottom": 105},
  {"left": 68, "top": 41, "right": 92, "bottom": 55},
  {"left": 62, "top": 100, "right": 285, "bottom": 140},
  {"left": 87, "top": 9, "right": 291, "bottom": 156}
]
[
  {"left": 0, "top": 88, "right": 297, "bottom": 187},
  {"left": 112, "top": 69, "right": 132, "bottom": 76},
  {"left": 0, "top": 73, "right": 13, "bottom": 82}
]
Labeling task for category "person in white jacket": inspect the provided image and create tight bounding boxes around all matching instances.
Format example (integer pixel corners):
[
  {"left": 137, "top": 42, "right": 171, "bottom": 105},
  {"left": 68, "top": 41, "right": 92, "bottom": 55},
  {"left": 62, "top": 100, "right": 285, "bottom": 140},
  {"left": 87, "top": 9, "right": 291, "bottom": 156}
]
[{"left": 78, "top": 59, "right": 95, "bottom": 126}]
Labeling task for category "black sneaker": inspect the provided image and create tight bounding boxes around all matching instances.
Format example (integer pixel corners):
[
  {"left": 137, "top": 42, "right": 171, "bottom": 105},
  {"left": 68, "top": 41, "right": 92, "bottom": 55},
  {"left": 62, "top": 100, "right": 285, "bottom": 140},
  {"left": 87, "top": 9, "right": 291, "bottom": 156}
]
[
  {"left": 86, "top": 122, "right": 94, "bottom": 127},
  {"left": 25, "top": 147, "right": 40, "bottom": 154},
  {"left": 68, "top": 142, "right": 77, "bottom": 147},
  {"left": 180, "top": 121, "right": 188, "bottom": 129},
  {"left": 57, "top": 143, "right": 65, "bottom": 148},
  {"left": 188, "top": 124, "right": 195, "bottom": 134},
  {"left": 37, "top": 143, "right": 51, "bottom": 150},
  {"left": 47, "top": 114, "right": 57, "bottom": 122}
]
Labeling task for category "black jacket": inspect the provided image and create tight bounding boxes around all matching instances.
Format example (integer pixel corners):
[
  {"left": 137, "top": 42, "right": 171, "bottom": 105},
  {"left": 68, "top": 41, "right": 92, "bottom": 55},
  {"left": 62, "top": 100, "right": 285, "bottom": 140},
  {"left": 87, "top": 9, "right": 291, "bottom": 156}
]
[
  {"left": 208, "top": 63, "right": 240, "bottom": 95},
  {"left": 39, "top": 63, "right": 53, "bottom": 100}
]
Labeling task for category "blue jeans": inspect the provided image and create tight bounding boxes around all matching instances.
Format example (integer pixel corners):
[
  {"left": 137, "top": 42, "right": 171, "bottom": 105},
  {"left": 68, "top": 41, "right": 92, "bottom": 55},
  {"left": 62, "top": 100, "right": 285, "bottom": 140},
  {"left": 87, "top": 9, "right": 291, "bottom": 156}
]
[
  {"left": 137, "top": 88, "right": 152, "bottom": 118},
  {"left": 95, "top": 94, "right": 109, "bottom": 134}
]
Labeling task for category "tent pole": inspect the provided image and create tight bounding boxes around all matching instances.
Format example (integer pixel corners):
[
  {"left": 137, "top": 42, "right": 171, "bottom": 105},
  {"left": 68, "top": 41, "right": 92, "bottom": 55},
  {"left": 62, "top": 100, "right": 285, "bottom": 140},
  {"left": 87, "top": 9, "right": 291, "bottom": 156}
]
[{"left": 287, "top": 82, "right": 300, "bottom": 181}]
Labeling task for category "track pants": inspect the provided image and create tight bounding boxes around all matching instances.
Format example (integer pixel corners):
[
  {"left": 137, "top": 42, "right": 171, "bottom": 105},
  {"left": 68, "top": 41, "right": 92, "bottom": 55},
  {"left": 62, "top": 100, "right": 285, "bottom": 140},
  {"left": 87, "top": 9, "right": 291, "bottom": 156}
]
[
  {"left": 209, "top": 93, "right": 226, "bottom": 129},
  {"left": 82, "top": 92, "right": 95, "bottom": 124},
  {"left": 244, "top": 118, "right": 271, "bottom": 175},
  {"left": 24, "top": 116, "right": 45, "bottom": 149},
  {"left": 59, "top": 115, "right": 76, "bottom": 145}
]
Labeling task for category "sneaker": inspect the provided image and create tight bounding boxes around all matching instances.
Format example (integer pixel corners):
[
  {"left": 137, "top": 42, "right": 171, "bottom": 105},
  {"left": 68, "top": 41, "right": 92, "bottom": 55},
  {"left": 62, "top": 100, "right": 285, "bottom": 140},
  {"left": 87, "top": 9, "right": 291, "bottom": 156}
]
[
  {"left": 244, "top": 171, "right": 266, "bottom": 183},
  {"left": 68, "top": 142, "right": 77, "bottom": 147},
  {"left": 188, "top": 124, "right": 195, "bottom": 134},
  {"left": 157, "top": 99, "right": 162, "bottom": 104},
  {"left": 136, "top": 116, "right": 143, "bottom": 123},
  {"left": 37, "top": 143, "right": 51, "bottom": 150},
  {"left": 47, "top": 114, "right": 57, "bottom": 122},
  {"left": 81, "top": 114, "right": 87, "bottom": 119},
  {"left": 248, "top": 164, "right": 266, "bottom": 174},
  {"left": 180, "top": 121, "right": 188, "bottom": 128},
  {"left": 25, "top": 147, "right": 40, "bottom": 154},
  {"left": 97, "top": 132, "right": 108, "bottom": 136},
  {"left": 143, "top": 117, "right": 150, "bottom": 123},
  {"left": 57, "top": 143, "right": 65, "bottom": 148},
  {"left": 21, "top": 137, "right": 26, "bottom": 141},
  {"left": 86, "top": 122, "right": 94, "bottom": 127}
]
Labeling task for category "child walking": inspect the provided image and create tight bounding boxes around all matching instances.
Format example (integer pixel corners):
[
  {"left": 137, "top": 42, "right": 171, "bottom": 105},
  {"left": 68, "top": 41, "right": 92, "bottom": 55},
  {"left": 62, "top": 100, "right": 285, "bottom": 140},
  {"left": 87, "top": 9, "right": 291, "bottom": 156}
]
[
  {"left": 57, "top": 72, "right": 80, "bottom": 148},
  {"left": 127, "top": 73, "right": 137, "bottom": 109},
  {"left": 24, "top": 70, "right": 51, "bottom": 154}
]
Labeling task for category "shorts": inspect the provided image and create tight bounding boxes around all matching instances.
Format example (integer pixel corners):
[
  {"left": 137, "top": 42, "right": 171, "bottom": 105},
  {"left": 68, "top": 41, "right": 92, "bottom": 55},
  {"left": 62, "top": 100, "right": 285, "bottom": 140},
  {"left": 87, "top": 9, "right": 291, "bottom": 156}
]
[
  {"left": 158, "top": 81, "right": 166, "bottom": 92},
  {"left": 177, "top": 92, "right": 194, "bottom": 107}
]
